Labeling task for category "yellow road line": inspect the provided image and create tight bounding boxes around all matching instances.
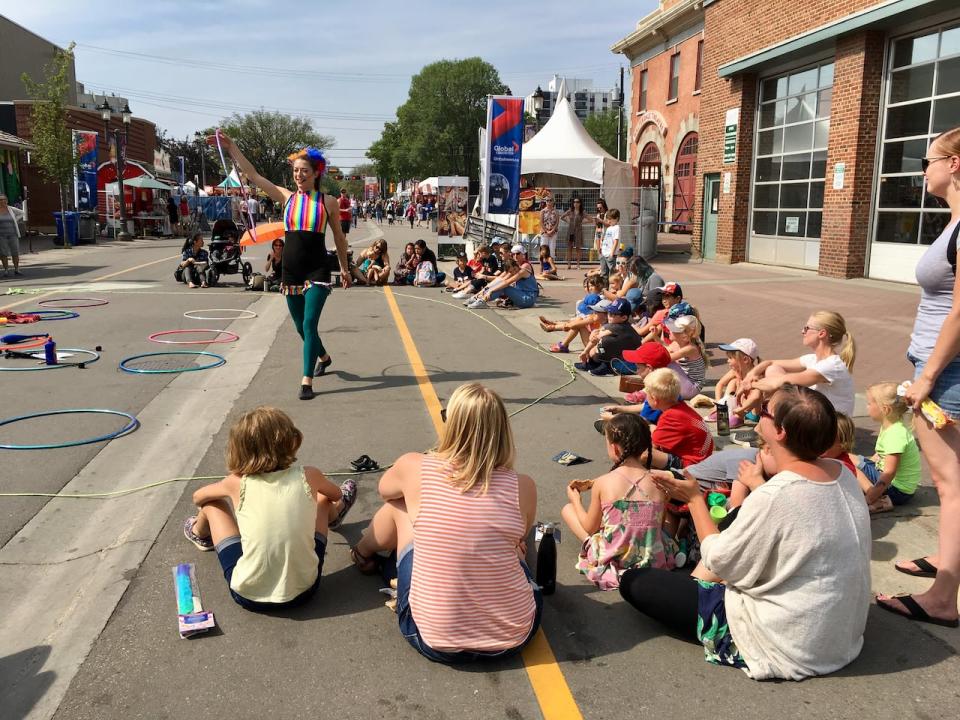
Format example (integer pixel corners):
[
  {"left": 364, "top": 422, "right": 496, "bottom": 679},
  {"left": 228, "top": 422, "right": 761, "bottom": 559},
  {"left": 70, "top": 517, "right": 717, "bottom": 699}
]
[
  {"left": 2, "top": 254, "right": 180, "bottom": 310},
  {"left": 382, "top": 286, "right": 444, "bottom": 436},
  {"left": 382, "top": 285, "right": 584, "bottom": 720}
]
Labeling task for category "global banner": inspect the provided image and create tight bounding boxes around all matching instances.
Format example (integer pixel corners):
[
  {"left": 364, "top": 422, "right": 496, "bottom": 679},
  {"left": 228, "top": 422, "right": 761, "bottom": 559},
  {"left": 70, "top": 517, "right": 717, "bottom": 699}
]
[
  {"left": 483, "top": 96, "right": 524, "bottom": 215},
  {"left": 73, "top": 130, "right": 98, "bottom": 211}
]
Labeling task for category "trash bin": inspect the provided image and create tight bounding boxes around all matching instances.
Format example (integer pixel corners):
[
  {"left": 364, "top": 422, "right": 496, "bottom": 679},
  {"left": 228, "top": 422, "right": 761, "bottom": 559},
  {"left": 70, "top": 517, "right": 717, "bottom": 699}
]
[
  {"left": 78, "top": 212, "right": 97, "bottom": 244},
  {"left": 53, "top": 211, "right": 80, "bottom": 246}
]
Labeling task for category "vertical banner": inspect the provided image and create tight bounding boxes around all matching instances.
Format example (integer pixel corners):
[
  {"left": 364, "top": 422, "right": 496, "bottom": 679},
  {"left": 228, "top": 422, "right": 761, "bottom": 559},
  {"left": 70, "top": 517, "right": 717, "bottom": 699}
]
[
  {"left": 436, "top": 176, "right": 469, "bottom": 238},
  {"left": 482, "top": 96, "right": 524, "bottom": 215},
  {"left": 73, "top": 130, "right": 98, "bottom": 211},
  {"left": 363, "top": 176, "right": 379, "bottom": 201}
]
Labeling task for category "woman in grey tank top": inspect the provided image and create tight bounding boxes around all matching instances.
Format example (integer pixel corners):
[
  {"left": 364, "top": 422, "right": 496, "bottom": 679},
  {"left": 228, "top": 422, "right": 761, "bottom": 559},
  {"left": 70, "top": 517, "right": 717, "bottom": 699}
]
[{"left": 877, "top": 127, "right": 960, "bottom": 629}]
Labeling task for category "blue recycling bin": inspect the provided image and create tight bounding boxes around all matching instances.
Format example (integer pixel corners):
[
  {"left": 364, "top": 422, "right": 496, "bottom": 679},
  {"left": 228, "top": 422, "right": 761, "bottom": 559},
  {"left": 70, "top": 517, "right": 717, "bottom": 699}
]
[{"left": 53, "top": 211, "right": 80, "bottom": 246}]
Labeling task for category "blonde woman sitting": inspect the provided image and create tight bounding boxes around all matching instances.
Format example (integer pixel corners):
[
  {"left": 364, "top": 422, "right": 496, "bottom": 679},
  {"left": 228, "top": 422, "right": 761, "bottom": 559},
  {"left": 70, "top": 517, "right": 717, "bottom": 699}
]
[{"left": 351, "top": 383, "right": 542, "bottom": 663}]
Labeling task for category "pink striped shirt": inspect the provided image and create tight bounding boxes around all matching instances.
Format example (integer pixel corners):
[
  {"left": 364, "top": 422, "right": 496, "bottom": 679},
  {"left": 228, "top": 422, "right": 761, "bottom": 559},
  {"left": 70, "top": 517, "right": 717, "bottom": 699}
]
[{"left": 409, "top": 455, "right": 536, "bottom": 652}]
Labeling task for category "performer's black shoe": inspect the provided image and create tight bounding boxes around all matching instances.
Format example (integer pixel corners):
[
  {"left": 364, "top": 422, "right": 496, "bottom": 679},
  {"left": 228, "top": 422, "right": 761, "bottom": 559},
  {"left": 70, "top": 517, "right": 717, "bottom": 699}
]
[
  {"left": 299, "top": 384, "right": 315, "bottom": 400},
  {"left": 314, "top": 355, "right": 333, "bottom": 377}
]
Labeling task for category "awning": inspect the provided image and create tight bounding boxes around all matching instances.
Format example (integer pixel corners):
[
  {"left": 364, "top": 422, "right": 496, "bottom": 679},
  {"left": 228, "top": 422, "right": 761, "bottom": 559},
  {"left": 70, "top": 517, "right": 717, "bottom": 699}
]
[
  {"left": 0, "top": 129, "right": 33, "bottom": 151},
  {"left": 718, "top": 0, "right": 950, "bottom": 78}
]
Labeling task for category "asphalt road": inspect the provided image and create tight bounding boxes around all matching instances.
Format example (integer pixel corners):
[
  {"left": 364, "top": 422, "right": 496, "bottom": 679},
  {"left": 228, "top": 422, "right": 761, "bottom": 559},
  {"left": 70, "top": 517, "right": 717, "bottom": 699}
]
[{"left": 2, "top": 224, "right": 959, "bottom": 720}]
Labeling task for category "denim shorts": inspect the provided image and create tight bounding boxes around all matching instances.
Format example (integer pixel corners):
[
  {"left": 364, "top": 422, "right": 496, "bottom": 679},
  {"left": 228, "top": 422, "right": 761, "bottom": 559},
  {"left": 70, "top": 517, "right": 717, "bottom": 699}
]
[
  {"left": 908, "top": 352, "right": 960, "bottom": 420},
  {"left": 216, "top": 534, "right": 326, "bottom": 611},
  {"left": 859, "top": 459, "right": 914, "bottom": 506},
  {"left": 394, "top": 544, "right": 543, "bottom": 664}
]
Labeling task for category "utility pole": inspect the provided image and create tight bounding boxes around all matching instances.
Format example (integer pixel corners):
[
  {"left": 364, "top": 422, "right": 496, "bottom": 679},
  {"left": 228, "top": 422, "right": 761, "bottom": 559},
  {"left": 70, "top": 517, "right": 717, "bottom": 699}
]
[{"left": 616, "top": 66, "right": 625, "bottom": 162}]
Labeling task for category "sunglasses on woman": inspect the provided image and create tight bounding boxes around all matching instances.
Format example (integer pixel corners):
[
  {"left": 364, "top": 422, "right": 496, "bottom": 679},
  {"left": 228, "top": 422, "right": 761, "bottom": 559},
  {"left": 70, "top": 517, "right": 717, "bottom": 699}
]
[{"left": 922, "top": 156, "right": 950, "bottom": 172}]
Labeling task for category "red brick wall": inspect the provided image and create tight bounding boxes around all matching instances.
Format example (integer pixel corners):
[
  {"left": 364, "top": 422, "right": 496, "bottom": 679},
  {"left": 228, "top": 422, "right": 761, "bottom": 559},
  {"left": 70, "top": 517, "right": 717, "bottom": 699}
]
[
  {"left": 820, "top": 31, "right": 884, "bottom": 278},
  {"left": 694, "top": 0, "right": 885, "bottom": 272},
  {"left": 14, "top": 101, "right": 155, "bottom": 229}
]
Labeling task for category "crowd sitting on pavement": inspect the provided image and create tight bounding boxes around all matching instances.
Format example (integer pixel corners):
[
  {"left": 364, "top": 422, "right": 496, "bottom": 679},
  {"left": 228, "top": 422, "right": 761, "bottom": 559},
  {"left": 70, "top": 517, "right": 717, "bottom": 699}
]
[{"left": 179, "top": 128, "right": 960, "bottom": 677}]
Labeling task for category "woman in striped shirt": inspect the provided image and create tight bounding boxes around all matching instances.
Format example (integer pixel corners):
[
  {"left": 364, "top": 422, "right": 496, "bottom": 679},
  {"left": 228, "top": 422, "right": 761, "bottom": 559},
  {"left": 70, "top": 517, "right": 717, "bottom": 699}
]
[{"left": 351, "top": 383, "right": 542, "bottom": 663}]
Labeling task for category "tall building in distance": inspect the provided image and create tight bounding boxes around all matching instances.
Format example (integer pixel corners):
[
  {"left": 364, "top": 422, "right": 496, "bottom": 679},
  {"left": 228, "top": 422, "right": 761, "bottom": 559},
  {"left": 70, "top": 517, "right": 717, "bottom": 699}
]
[{"left": 524, "top": 74, "right": 621, "bottom": 126}]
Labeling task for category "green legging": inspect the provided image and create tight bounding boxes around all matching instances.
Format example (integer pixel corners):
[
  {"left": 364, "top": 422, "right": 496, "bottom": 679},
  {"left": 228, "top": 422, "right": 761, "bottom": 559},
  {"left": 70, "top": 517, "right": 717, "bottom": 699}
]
[{"left": 285, "top": 284, "right": 331, "bottom": 378}]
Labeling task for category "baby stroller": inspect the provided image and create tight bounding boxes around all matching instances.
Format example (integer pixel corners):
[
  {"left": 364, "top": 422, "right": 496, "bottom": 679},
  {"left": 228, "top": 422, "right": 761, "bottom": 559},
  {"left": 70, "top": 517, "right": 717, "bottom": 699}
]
[{"left": 206, "top": 219, "right": 252, "bottom": 286}]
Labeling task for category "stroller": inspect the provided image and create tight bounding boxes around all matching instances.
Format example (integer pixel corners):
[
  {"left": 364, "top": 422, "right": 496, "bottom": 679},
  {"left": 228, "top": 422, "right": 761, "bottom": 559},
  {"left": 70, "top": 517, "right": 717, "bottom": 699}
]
[{"left": 205, "top": 219, "right": 252, "bottom": 286}]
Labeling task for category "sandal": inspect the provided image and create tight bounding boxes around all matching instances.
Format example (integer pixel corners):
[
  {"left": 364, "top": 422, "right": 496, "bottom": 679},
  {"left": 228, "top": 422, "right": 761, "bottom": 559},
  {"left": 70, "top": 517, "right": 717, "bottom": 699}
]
[
  {"left": 895, "top": 557, "right": 938, "bottom": 578},
  {"left": 549, "top": 343, "right": 568, "bottom": 353},
  {"left": 183, "top": 516, "right": 213, "bottom": 551},
  {"left": 876, "top": 593, "right": 959, "bottom": 628},
  {"left": 329, "top": 479, "right": 358, "bottom": 530},
  {"left": 350, "top": 546, "right": 380, "bottom": 575}
]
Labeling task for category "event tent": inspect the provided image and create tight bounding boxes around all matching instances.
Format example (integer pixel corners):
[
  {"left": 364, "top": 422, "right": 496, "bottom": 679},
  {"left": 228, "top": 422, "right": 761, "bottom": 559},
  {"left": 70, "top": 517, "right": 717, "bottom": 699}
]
[
  {"left": 417, "top": 177, "right": 439, "bottom": 194},
  {"left": 218, "top": 169, "right": 242, "bottom": 188}
]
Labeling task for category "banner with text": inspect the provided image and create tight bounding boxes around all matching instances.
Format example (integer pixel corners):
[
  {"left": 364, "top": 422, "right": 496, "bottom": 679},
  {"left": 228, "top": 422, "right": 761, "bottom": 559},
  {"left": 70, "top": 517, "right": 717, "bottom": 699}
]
[
  {"left": 73, "top": 130, "right": 98, "bottom": 211},
  {"left": 437, "top": 176, "right": 469, "bottom": 238},
  {"left": 482, "top": 96, "right": 524, "bottom": 215}
]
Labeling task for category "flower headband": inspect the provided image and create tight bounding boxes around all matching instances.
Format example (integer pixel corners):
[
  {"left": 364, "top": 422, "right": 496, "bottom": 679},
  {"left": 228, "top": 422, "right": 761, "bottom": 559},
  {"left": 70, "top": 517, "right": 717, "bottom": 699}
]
[{"left": 287, "top": 146, "right": 327, "bottom": 176}]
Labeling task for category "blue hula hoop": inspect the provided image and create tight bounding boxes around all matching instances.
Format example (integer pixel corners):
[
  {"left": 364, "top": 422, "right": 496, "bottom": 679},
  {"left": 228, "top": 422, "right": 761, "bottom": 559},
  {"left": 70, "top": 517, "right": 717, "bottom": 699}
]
[
  {"left": 21, "top": 309, "right": 80, "bottom": 321},
  {"left": 119, "top": 350, "right": 226, "bottom": 374},
  {"left": 0, "top": 348, "right": 101, "bottom": 371},
  {"left": 0, "top": 409, "right": 139, "bottom": 450}
]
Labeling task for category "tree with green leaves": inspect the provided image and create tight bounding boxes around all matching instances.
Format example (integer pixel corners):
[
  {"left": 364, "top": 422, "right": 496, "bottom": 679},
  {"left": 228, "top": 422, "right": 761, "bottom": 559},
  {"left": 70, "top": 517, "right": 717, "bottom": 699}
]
[
  {"left": 368, "top": 58, "right": 508, "bottom": 184},
  {"left": 583, "top": 110, "right": 626, "bottom": 160},
  {"left": 21, "top": 42, "right": 79, "bottom": 231},
  {"left": 218, "top": 110, "right": 333, "bottom": 188}
]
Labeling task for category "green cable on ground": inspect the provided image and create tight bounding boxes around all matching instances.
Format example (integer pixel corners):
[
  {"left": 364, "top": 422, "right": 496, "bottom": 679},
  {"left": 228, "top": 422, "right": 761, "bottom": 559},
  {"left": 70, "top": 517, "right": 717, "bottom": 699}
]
[{"left": 0, "top": 289, "right": 578, "bottom": 500}]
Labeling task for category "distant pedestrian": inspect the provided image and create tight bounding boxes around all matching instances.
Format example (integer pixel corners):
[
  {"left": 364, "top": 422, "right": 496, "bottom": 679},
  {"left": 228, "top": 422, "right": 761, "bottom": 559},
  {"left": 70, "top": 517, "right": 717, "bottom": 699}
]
[
  {"left": 338, "top": 188, "right": 352, "bottom": 236},
  {"left": 166, "top": 194, "right": 179, "bottom": 235},
  {"left": 0, "top": 194, "right": 22, "bottom": 277}
]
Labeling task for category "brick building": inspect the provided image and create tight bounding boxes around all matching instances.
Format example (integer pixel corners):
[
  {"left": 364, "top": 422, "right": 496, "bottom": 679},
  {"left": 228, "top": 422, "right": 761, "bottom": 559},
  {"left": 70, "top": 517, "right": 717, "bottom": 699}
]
[
  {"left": 612, "top": 0, "right": 704, "bottom": 234},
  {"left": 690, "top": 0, "right": 959, "bottom": 282}
]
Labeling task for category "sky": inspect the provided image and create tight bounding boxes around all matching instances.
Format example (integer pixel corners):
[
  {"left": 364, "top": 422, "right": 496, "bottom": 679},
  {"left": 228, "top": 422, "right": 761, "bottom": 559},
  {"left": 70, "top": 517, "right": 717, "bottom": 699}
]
[{"left": 0, "top": 0, "right": 656, "bottom": 171}]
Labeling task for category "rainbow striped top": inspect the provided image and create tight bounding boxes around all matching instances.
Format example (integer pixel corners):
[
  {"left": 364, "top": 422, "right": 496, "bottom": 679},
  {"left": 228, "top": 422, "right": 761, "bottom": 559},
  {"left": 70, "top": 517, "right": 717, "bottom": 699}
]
[{"left": 284, "top": 191, "right": 328, "bottom": 233}]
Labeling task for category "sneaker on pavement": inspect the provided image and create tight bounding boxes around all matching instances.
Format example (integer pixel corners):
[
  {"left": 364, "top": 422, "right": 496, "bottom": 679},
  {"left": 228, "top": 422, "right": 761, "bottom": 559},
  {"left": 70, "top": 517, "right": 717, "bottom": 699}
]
[
  {"left": 466, "top": 297, "right": 487, "bottom": 309},
  {"left": 452, "top": 289, "right": 469, "bottom": 299},
  {"left": 329, "top": 479, "right": 358, "bottom": 530},
  {"left": 183, "top": 515, "right": 213, "bottom": 551},
  {"left": 589, "top": 363, "right": 614, "bottom": 376}
]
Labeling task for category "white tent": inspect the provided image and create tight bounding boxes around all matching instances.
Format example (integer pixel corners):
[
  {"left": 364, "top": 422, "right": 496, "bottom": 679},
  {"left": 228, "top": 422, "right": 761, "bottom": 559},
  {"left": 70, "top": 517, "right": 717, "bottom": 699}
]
[
  {"left": 521, "top": 93, "right": 634, "bottom": 222},
  {"left": 418, "top": 177, "right": 439, "bottom": 194}
]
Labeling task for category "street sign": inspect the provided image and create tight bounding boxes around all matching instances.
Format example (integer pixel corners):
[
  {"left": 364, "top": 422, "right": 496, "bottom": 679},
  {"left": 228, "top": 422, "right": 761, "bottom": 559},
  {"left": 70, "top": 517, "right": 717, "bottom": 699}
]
[{"left": 723, "top": 108, "right": 739, "bottom": 164}]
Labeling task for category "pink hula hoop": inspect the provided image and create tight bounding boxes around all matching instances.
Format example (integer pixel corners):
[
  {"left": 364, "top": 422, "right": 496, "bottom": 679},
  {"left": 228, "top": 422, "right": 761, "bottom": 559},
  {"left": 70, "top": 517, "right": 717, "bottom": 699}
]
[{"left": 147, "top": 329, "right": 240, "bottom": 345}]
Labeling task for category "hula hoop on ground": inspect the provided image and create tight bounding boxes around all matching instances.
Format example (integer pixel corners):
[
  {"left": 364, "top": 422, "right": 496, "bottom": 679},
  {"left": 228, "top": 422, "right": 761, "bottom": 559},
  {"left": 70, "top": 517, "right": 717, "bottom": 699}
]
[
  {"left": 119, "top": 350, "right": 226, "bottom": 374},
  {"left": 21, "top": 309, "right": 80, "bottom": 321},
  {"left": 0, "top": 335, "right": 50, "bottom": 352},
  {"left": 183, "top": 308, "right": 257, "bottom": 321},
  {"left": 148, "top": 329, "right": 240, "bottom": 345},
  {"left": 0, "top": 408, "right": 139, "bottom": 450},
  {"left": 37, "top": 297, "right": 109, "bottom": 308},
  {"left": 0, "top": 348, "right": 100, "bottom": 371}
]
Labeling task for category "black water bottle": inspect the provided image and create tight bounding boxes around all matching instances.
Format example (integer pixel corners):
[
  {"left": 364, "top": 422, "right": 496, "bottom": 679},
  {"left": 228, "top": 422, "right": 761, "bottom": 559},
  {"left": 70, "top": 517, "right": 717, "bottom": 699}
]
[{"left": 536, "top": 523, "right": 557, "bottom": 595}]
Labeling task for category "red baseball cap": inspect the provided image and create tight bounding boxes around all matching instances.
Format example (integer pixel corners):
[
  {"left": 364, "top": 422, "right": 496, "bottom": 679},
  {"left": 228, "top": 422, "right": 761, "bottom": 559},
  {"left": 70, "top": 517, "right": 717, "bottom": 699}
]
[{"left": 621, "top": 342, "right": 670, "bottom": 368}]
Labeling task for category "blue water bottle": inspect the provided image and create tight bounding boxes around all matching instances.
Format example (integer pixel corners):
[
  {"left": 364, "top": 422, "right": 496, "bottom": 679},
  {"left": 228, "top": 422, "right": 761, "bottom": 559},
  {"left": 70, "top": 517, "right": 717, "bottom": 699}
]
[{"left": 43, "top": 337, "right": 58, "bottom": 365}]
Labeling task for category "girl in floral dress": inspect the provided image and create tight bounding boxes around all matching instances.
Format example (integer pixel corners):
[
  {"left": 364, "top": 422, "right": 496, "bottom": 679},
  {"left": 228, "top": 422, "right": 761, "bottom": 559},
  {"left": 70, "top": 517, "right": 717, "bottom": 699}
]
[{"left": 561, "top": 414, "right": 676, "bottom": 590}]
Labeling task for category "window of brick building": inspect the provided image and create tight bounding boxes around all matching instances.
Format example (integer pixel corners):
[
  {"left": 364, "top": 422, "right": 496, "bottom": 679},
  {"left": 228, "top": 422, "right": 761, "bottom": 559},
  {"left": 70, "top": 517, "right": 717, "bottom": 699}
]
[
  {"left": 640, "top": 70, "right": 648, "bottom": 112},
  {"left": 752, "top": 61, "right": 834, "bottom": 240},
  {"left": 669, "top": 54, "right": 680, "bottom": 101},
  {"left": 695, "top": 40, "right": 703, "bottom": 92},
  {"left": 875, "top": 22, "right": 960, "bottom": 246}
]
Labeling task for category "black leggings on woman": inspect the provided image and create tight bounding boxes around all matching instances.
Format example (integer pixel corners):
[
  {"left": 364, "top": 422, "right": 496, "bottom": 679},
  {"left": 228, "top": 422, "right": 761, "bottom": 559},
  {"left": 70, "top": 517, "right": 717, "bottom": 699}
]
[{"left": 618, "top": 567, "right": 699, "bottom": 642}]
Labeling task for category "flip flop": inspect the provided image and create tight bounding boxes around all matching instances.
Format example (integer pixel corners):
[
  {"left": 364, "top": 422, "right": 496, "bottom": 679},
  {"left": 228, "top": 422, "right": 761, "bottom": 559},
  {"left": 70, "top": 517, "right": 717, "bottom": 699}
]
[
  {"left": 329, "top": 479, "right": 358, "bottom": 530},
  {"left": 895, "top": 557, "right": 938, "bottom": 578},
  {"left": 350, "top": 546, "right": 381, "bottom": 575},
  {"left": 876, "top": 593, "right": 959, "bottom": 628}
]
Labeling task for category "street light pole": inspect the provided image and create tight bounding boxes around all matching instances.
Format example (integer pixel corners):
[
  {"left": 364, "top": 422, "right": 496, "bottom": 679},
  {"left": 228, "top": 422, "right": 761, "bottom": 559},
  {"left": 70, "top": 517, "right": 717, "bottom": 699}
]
[
  {"left": 99, "top": 99, "right": 131, "bottom": 240},
  {"left": 194, "top": 131, "right": 206, "bottom": 190}
]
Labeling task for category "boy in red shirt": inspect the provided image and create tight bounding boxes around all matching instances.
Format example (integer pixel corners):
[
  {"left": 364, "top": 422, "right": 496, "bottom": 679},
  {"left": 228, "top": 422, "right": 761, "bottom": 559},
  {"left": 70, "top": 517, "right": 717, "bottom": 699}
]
[
  {"left": 338, "top": 189, "right": 352, "bottom": 236},
  {"left": 644, "top": 367, "right": 714, "bottom": 469}
]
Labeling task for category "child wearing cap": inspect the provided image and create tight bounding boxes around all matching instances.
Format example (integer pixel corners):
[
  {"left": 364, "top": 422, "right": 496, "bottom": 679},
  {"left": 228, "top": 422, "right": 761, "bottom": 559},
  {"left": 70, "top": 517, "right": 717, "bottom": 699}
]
[
  {"left": 633, "top": 282, "right": 690, "bottom": 342},
  {"left": 575, "top": 298, "right": 639, "bottom": 375},
  {"left": 663, "top": 315, "right": 707, "bottom": 393},
  {"left": 444, "top": 253, "right": 475, "bottom": 292},
  {"left": 711, "top": 338, "right": 761, "bottom": 428},
  {"left": 452, "top": 245, "right": 501, "bottom": 299}
]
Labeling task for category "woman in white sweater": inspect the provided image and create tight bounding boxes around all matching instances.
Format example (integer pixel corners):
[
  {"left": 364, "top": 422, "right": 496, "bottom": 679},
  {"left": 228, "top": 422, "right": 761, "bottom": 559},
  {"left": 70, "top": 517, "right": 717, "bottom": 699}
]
[{"left": 619, "top": 385, "right": 871, "bottom": 680}]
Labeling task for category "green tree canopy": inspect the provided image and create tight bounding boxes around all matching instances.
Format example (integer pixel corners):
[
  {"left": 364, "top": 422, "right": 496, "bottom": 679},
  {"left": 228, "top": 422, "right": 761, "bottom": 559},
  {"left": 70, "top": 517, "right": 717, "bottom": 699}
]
[
  {"left": 21, "top": 42, "right": 78, "bottom": 215},
  {"left": 219, "top": 110, "right": 334, "bottom": 188},
  {"left": 368, "top": 58, "right": 508, "bottom": 183},
  {"left": 583, "top": 110, "right": 625, "bottom": 160}
]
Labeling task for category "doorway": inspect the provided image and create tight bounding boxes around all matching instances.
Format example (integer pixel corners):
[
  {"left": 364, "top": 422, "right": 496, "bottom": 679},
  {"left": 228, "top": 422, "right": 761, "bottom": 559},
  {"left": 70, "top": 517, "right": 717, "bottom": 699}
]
[{"left": 702, "top": 173, "right": 720, "bottom": 260}]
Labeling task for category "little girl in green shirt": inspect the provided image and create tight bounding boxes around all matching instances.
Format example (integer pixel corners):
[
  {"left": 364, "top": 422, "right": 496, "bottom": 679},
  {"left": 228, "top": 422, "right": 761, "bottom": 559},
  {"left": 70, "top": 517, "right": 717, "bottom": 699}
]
[{"left": 859, "top": 382, "right": 922, "bottom": 514}]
